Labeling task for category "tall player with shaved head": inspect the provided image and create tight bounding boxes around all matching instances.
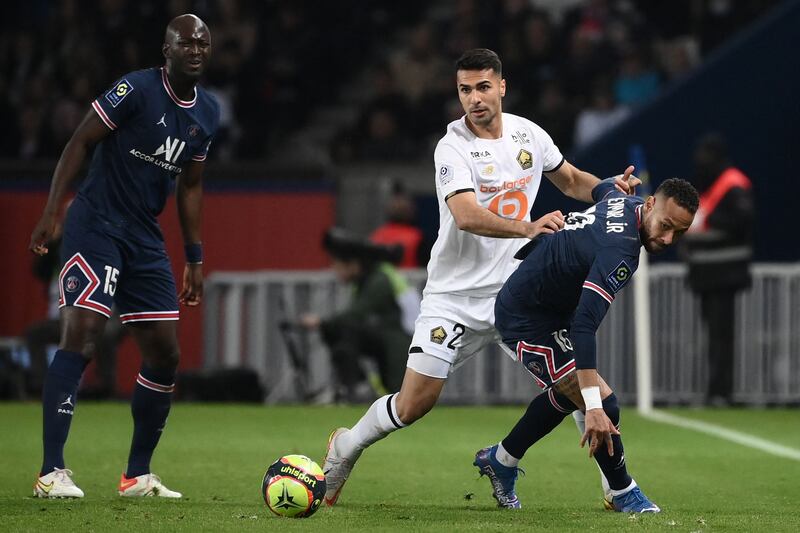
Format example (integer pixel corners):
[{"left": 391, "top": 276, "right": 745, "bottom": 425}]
[{"left": 29, "top": 14, "right": 219, "bottom": 498}]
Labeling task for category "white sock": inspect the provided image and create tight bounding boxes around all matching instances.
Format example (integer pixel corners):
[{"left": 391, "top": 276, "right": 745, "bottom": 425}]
[
  {"left": 337, "top": 394, "right": 405, "bottom": 458},
  {"left": 609, "top": 479, "right": 637, "bottom": 498},
  {"left": 495, "top": 442, "right": 520, "bottom": 468},
  {"left": 572, "top": 410, "right": 612, "bottom": 499}
]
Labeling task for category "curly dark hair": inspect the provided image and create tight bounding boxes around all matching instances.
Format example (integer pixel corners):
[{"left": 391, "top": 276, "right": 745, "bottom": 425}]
[
  {"left": 455, "top": 48, "right": 502, "bottom": 76},
  {"left": 654, "top": 178, "right": 699, "bottom": 214}
]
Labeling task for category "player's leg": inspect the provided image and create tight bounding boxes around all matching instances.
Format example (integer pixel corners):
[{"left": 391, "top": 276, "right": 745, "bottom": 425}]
[
  {"left": 323, "top": 308, "right": 486, "bottom": 506},
  {"left": 115, "top": 245, "right": 181, "bottom": 497},
  {"left": 558, "top": 376, "right": 660, "bottom": 513},
  {"left": 475, "top": 387, "right": 577, "bottom": 508},
  {"left": 36, "top": 237, "right": 118, "bottom": 498},
  {"left": 323, "top": 365, "right": 447, "bottom": 506}
]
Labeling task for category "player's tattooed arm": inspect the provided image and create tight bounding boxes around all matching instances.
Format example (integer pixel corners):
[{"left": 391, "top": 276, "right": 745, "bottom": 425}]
[{"left": 30, "top": 111, "right": 112, "bottom": 255}]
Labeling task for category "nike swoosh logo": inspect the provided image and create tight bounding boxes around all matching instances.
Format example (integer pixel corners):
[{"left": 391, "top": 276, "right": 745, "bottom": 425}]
[
  {"left": 119, "top": 477, "right": 138, "bottom": 491},
  {"left": 37, "top": 480, "right": 54, "bottom": 493}
]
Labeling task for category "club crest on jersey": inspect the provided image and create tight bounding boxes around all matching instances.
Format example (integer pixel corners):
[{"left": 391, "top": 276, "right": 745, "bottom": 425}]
[
  {"left": 438, "top": 164, "right": 454, "bottom": 186},
  {"left": 105, "top": 78, "right": 134, "bottom": 108},
  {"left": 516, "top": 149, "right": 532, "bottom": 170},
  {"left": 527, "top": 361, "right": 544, "bottom": 377},
  {"left": 187, "top": 124, "right": 200, "bottom": 137},
  {"left": 430, "top": 326, "right": 447, "bottom": 345},
  {"left": 606, "top": 260, "right": 632, "bottom": 292},
  {"left": 65, "top": 276, "right": 81, "bottom": 293}
]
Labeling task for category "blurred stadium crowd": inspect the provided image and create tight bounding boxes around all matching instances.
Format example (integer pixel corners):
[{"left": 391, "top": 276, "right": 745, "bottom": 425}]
[{"left": 0, "top": 0, "right": 775, "bottom": 164}]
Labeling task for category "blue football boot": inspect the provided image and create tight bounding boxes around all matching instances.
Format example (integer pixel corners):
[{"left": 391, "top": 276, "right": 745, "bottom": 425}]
[
  {"left": 611, "top": 486, "right": 661, "bottom": 513},
  {"left": 473, "top": 445, "right": 523, "bottom": 509}
]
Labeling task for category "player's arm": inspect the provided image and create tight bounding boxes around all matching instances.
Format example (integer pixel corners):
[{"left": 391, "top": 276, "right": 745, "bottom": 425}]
[
  {"left": 29, "top": 111, "right": 111, "bottom": 255},
  {"left": 176, "top": 159, "right": 205, "bottom": 306},
  {"left": 447, "top": 191, "right": 564, "bottom": 238},
  {"left": 546, "top": 163, "right": 639, "bottom": 203},
  {"left": 571, "top": 253, "right": 636, "bottom": 456}
]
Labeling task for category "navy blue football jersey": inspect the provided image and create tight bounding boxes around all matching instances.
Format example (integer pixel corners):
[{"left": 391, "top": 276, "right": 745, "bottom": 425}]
[
  {"left": 495, "top": 180, "right": 643, "bottom": 370},
  {"left": 76, "top": 67, "right": 219, "bottom": 246}
]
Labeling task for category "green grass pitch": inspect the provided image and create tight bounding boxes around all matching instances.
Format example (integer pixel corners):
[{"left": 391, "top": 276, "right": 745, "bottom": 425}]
[{"left": 2, "top": 403, "right": 799, "bottom": 532}]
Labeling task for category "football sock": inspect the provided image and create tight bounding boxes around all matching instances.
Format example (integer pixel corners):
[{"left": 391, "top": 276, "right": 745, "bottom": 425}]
[
  {"left": 495, "top": 441, "right": 519, "bottom": 468},
  {"left": 591, "top": 393, "right": 633, "bottom": 491},
  {"left": 337, "top": 393, "right": 405, "bottom": 458},
  {"left": 572, "top": 409, "right": 612, "bottom": 498},
  {"left": 501, "top": 389, "right": 576, "bottom": 460},
  {"left": 125, "top": 365, "right": 175, "bottom": 478},
  {"left": 41, "top": 350, "right": 89, "bottom": 474}
]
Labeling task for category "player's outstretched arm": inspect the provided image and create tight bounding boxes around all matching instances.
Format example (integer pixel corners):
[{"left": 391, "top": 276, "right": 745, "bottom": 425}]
[
  {"left": 446, "top": 191, "right": 564, "bottom": 238},
  {"left": 29, "top": 111, "right": 111, "bottom": 255},
  {"left": 177, "top": 160, "right": 205, "bottom": 306},
  {"left": 546, "top": 163, "right": 641, "bottom": 203}
]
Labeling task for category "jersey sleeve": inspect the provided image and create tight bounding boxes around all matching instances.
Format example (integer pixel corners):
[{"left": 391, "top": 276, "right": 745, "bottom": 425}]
[
  {"left": 191, "top": 137, "right": 213, "bottom": 162},
  {"left": 591, "top": 178, "right": 626, "bottom": 203},
  {"left": 91, "top": 74, "right": 142, "bottom": 131},
  {"left": 531, "top": 122, "right": 564, "bottom": 173},
  {"left": 433, "top": 141, "right": 474, "bottom": 199},
  {"left": 571, "top": 248, "right": 639, "bottom": 370}
]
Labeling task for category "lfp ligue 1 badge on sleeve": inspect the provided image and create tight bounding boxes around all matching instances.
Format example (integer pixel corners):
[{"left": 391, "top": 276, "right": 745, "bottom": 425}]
[
  {"left": 606, "top": 260, "right": 632, "bottom": 292},
  {"left": 105, "top": 79, "right": 134, "bottom": 108}
]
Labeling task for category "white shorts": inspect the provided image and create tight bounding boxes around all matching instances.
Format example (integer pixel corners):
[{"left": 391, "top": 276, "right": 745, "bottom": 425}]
[{"left": 406, "top": 293, "right": 505, "bottom": 379}]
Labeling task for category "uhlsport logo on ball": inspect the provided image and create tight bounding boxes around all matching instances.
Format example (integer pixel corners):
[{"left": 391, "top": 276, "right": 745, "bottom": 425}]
[{"left": 262, "top": 454, "right": 326, "bottom": 518}]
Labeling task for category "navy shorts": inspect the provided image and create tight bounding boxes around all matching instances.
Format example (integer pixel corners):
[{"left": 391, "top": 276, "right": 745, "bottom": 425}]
[
  {"left": 508, "top": 328, "right": 576, "bottom": 391},
  {"left": 58, "top": 207, "right": 179, "bottom": 324}
]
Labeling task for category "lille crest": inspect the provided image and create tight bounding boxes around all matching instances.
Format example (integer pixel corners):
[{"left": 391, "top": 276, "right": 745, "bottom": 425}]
[
  {"left": 516, "top": 149, "right": 532, "bottom": 170},
  {"left": 430, "top": 326, "right": 447, "bottom": 345}
]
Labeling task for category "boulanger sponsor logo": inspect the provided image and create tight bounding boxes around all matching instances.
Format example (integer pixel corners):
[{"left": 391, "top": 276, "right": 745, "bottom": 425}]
[
  {"left": 430, "top": 326, "right": 447, "bottom": 345},
  {"left": 517, "top": 149, "right": 533, "bottom": 170},
  {"left": 479, "top": 175, "right": 532, "bottom": 194}
]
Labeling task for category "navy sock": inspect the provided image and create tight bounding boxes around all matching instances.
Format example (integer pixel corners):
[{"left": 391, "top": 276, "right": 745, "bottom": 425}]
[
  {"left": 501, "top": 389, "right": 577, "bottom": 460},
  {"left": 125, "top": 366, "right": 175, "bottom": 478},
  {"left": 591, "top": 393, "right": 633, "bottom": 491},
  {"left": 41, "top": 350, "right": 88, "bottom": 474}
]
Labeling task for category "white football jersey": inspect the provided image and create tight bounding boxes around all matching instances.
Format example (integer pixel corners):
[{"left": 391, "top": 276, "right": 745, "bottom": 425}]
[{"left": 424, "top": 112, "right": 564, "bottom": 299}]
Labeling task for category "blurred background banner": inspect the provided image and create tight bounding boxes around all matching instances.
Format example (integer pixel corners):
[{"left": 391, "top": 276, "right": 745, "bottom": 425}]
[{"left": 0, "top": 0, "right": 796, "bottom": 403}]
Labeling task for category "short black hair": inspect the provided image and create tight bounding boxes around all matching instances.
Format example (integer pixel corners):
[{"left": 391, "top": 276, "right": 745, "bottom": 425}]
[
  {"left": 655, "top": 178, "right": 699, "bottom": 214},
  {"left": 455, "top": 48, "right": 502, "bottom": 76}
]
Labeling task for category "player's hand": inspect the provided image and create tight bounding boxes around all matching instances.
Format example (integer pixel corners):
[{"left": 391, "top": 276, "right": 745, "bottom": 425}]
[
  {"left": 613, "top": 165, "right": 642, "bottom": 196},
  {"left": 528, "top": 210, "right": 564, "bottom": 238},
  {"left": 179, "top": 263, "right": 203, "bottom": 306},
  {"left": 29, "top": 212, "right": 57, "bottom": 255},
  {"left": 579, "top": 408, "right": 620, "bottom": 457}
]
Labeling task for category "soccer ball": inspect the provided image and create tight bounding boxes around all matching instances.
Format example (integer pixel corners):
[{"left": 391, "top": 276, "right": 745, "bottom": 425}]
[{"left": 262, "top": 454, "right": 326, "bottom": 518}]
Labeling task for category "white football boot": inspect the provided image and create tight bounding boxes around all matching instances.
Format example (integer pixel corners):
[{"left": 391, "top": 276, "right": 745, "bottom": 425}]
[
  {"left": 118, "top": 473, "right": 182, "bottom": 498},
  {"left": 322, "top": 427, "right": 361, "bottom": 506},
  {"left": 34, "top": 468, "right": 85, "bottom": 498}
]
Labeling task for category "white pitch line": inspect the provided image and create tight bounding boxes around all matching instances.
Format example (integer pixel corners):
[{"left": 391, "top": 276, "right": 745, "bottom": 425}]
[{"left": 642, "top": 410, "right": 800, "bottom": 461}]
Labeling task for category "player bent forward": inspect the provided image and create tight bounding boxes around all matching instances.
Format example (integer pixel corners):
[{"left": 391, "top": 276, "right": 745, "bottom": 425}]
[{"left": 473, "top": 178, "right": 699, "bottom": 512}]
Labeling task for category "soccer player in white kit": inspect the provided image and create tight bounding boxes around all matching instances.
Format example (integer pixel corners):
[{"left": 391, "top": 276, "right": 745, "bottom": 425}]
[{"left": 322, "top": 48, "right": 638, "bottom": 506}]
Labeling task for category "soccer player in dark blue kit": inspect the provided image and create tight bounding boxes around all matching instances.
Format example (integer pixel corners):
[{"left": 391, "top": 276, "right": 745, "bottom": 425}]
[
  {"left": 473, "top": 178, "right": 699, "bottom": 513},
  {"left": 28, "top": 14, "right": 219, "bottom": 498}
]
